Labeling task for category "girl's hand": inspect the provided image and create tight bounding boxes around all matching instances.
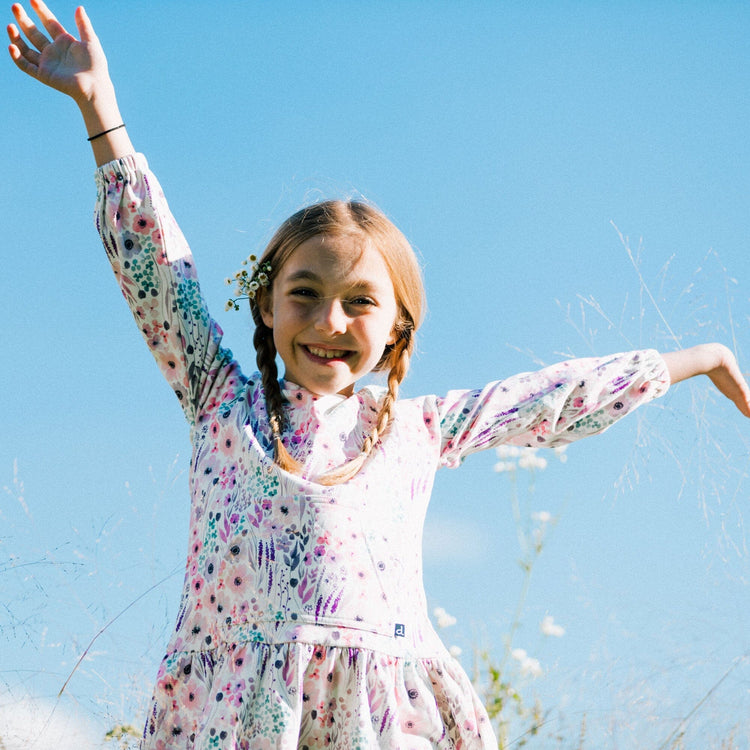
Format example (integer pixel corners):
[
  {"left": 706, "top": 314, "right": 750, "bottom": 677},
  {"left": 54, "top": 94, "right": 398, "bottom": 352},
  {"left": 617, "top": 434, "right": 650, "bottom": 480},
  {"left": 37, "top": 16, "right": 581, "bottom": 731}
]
[
  {"left": 7, "top": 1, "right": 109, "bottom": 104},
  {"left": 662, "top": 343, "right": 750, "bottom": 418},
  {"left": 8, "top": 1, "right": 133, "bottom": 165}
]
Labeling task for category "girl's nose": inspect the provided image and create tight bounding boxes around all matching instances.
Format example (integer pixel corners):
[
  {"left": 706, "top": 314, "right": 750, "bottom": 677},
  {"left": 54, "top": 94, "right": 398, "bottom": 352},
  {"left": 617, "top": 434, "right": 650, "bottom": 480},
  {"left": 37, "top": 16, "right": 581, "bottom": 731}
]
[{"left": 314, "top": 298, "right": 348, "bottom": 335}]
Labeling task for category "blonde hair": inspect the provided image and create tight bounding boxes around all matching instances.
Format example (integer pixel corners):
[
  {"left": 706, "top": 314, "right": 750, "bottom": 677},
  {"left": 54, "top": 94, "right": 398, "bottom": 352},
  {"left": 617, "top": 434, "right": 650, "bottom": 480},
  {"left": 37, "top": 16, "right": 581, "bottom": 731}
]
[{"left": 251, "top": 200, "right": 425, "bottom": 485}]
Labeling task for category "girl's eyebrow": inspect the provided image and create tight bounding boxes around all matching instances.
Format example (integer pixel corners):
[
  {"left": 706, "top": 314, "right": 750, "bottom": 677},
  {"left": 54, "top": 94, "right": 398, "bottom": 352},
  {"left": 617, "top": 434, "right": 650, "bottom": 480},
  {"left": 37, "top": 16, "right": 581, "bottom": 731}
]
[
  {"left": 284, "top": 269, "right": 382, "bottom": 292},
  {"left": 285, "top": 269, "right": 322, "bottom": 283}
]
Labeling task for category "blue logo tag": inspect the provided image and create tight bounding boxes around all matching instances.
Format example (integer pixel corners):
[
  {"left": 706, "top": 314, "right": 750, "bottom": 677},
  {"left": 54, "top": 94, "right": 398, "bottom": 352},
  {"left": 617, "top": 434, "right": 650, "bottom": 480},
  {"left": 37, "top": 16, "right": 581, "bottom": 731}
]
[{"left": 394, "top": 623, "right": 406, "bottom": 638}]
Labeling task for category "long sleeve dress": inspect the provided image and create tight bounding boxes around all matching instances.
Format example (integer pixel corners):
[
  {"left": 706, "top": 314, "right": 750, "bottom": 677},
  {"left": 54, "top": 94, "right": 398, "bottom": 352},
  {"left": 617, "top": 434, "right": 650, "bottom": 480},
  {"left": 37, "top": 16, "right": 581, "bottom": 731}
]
[{"left": 95, "top": 154, "right": 670, "bottom": 750}]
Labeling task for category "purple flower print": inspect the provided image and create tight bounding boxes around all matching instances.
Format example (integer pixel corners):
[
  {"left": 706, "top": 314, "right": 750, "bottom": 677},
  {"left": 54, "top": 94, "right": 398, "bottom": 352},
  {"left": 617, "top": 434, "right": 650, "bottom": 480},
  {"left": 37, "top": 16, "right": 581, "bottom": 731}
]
[{"left": 120, "top": 230, "right": 142, "bottom": 259}]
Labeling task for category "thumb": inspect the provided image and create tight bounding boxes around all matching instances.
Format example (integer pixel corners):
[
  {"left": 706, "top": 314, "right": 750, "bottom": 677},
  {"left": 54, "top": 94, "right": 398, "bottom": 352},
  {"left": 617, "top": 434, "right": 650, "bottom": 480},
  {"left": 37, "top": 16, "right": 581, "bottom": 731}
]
[{"left": 75, "top": 5, "right": 97, "bottom": 43}]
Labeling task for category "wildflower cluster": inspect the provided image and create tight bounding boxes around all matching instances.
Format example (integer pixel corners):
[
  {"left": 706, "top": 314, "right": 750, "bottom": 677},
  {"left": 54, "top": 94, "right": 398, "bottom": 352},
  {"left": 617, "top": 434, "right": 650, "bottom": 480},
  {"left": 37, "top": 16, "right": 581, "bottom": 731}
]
[
  {"left": 225, "top": 254, "right": 272, "bottom": 311},
  {"left": 539, "top": 614, "right": 565, "bottom": 638},
  {"left": 493, "top": 444, "right": 567, "bottom": 474},
  {"left": 432, "top": 607, "right": 462, "bottom": 657},
  {"left": 433, "top": 606, "right": 457, "bottom": 628},
  {"left": 511, "top": 648, "right": 543, "bottom": 679}
]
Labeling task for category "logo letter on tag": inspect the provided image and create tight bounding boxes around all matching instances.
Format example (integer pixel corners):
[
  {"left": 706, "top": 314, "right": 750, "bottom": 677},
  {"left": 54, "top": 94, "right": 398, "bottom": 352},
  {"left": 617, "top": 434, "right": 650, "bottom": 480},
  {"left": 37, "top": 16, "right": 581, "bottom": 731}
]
[{"left": 394, "top": 623, "right": 406, "bottom": 638}]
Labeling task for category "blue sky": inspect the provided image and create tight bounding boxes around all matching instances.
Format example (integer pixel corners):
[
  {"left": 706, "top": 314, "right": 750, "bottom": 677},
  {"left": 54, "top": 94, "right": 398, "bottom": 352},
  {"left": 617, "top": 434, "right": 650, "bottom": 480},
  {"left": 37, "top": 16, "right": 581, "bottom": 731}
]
[{"left": 2, "top": 1, "right": 750, "bottom": 746}]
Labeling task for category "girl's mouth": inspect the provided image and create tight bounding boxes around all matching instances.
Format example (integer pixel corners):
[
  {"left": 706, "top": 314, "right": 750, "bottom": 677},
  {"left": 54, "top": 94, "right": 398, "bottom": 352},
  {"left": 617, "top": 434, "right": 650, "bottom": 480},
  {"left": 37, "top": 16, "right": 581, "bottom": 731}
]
[{"left": 304, "top": 345, "right": 352, "bottom": 361}]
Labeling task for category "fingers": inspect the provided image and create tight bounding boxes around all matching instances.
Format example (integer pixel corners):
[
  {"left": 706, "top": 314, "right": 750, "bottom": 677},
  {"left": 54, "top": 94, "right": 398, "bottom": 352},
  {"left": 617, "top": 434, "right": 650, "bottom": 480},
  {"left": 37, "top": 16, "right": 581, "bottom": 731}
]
[
  {"left": 7, "top": 21, "right": 39, "bottom": 61},
  {"left": 729, "top": 383, "right": 750, "bottom": 418},
  {"left": 28, "top": 0, "right": 67, "bottom": 42},
  {"left": 8, "top": 43, "right": 38, "bottom": 76},
  {"left": 11, "top": 3, "right": 49, "bottom": 51},
  {"left": 709, "top": 349, "right": 750, "bottom": 418},
  {"left": 731, "top": 370, "right": 750, "bottom": 418},
  {"left": 10, "top": 1, "right": 68, "bottom": 53},
  {"left": 7, "top": 21, "right": 40, "bottom": 74},
  {"left": 74, "top": 5, "right": 96, "bottom": 44},
  {"left": 723, "top": 350, "right": 750, "bottom": 415}
]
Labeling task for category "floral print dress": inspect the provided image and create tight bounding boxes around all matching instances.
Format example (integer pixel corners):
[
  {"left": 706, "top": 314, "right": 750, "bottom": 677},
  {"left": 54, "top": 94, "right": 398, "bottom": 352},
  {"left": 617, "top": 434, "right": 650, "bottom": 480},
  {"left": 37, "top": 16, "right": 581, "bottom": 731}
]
[{"left": 95, "top": 154, "right": 670, "bottom": 750}]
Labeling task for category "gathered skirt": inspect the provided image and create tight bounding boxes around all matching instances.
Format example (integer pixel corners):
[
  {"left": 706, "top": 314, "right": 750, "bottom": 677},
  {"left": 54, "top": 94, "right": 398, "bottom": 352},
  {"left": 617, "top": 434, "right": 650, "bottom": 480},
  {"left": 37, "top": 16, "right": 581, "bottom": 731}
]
[{"left": 142, "top": 642, "right": 494, "bottom": 749}]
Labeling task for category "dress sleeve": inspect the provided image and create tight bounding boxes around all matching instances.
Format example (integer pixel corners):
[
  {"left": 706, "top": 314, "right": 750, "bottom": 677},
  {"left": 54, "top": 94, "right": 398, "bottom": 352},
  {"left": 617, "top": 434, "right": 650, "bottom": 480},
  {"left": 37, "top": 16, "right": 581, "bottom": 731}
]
[
  {"left": 94, "top": 154, "right": 243, "bottom": 426},
  {"left": 437, "top": 349, "right": 669, "bottom": 468}
]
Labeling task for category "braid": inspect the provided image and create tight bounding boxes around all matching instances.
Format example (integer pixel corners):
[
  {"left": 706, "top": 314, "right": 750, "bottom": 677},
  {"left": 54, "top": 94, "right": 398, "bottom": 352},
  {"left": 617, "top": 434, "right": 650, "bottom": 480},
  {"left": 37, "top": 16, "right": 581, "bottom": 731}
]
[
  {"left": 317, "top": 333, "right": 412, "bottom": 486},
  {"left": 253, "top": 319, "right": 303, "bottom": 475}
]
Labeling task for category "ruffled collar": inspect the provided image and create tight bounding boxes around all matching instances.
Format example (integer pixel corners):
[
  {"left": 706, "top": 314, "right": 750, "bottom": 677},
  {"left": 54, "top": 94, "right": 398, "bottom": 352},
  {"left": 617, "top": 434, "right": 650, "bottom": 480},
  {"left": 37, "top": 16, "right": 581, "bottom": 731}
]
[{"left": 280, "top": 379, "right": 349, "bottom": 415}]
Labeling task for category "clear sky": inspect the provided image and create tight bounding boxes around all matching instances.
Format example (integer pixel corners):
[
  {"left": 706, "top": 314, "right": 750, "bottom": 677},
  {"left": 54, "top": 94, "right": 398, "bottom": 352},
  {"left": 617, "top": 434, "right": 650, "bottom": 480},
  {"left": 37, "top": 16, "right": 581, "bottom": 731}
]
[{"left": 2, "top": 1, "right": 750, "bottom": 747}]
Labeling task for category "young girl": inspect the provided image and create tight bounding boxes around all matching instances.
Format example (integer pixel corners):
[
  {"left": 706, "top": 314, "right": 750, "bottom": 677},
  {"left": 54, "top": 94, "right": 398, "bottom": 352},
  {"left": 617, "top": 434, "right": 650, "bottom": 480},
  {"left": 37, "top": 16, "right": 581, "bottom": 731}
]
[{"left": 8, "top": 2, "right": 750, "bottom": 748}]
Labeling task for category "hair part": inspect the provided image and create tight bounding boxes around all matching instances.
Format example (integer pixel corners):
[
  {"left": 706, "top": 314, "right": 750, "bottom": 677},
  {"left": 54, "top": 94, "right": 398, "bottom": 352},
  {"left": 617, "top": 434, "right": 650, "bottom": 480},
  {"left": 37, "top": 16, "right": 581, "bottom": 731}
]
[{"left": 250, "top": 199, "right": 425, "bottom": 484}]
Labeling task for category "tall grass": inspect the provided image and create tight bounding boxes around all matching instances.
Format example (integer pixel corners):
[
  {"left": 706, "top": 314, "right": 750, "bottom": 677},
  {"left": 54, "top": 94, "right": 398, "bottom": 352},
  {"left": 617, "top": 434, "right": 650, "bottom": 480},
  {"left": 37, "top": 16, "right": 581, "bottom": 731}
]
[{"left": 1, "top": 231, "right": 748, "bottom": 748}]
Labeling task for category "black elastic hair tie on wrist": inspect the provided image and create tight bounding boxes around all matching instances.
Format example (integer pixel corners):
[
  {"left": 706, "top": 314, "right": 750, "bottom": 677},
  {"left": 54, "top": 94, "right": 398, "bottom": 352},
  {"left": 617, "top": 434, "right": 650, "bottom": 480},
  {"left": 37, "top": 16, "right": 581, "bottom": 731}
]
[{"left": 87, "top": 123, "right": 126, "bottom": 142}]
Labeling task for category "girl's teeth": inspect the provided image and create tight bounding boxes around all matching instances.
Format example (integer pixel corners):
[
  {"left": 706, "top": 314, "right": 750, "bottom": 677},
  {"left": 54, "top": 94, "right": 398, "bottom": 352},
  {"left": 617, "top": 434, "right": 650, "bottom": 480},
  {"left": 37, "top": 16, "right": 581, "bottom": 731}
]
[{"left": 308, "top": 346, "right": 347, "bottom": 359}]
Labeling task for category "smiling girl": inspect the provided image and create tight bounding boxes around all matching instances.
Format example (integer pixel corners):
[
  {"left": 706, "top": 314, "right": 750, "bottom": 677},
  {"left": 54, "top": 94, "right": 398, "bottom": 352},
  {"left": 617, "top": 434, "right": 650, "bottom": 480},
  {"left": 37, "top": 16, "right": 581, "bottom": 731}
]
[{"left": 8, "top": 2, "right": 750, "bottom": 748}]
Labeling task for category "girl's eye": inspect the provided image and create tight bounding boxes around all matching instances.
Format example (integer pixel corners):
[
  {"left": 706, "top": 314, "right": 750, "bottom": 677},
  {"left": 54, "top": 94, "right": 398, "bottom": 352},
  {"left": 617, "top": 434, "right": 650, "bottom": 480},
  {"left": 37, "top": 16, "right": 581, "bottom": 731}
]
[
  {"left": 348, "top": 296, "right": 375, "bottom": 307},
  {"left": 290, "top": 287, "right": 317, "bottom": 298}
]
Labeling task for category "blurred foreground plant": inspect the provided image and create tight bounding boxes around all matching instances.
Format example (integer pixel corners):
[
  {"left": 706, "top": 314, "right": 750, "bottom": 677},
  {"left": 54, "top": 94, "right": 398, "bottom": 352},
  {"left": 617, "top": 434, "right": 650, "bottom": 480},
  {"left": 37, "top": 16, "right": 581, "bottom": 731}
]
[
  {"left": 104, "top": 723, "right": 140, "bottom": 749},
  {"left": 476, "top": 445, "right": 568, "bottom": 748}
]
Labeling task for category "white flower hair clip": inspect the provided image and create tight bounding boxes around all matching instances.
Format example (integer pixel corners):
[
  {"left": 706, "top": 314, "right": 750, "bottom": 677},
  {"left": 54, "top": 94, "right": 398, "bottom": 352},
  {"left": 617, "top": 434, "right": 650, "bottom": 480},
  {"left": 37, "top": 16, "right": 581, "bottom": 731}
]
[{"left": 225, "top": 254, "right": 272, "bottom": 311}]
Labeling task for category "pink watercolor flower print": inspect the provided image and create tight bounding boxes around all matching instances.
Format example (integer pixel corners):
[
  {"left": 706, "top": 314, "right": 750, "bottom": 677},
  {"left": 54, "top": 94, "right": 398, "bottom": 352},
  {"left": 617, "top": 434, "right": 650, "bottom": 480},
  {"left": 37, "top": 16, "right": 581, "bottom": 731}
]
[{"left": 132, "top": 212, "right": 156, "bottom": 234}]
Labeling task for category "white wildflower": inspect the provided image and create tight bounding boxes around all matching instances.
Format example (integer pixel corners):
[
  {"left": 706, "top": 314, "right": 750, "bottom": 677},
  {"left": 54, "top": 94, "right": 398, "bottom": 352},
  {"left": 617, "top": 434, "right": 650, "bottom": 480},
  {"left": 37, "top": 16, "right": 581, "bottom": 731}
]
[
  {"left": 540, "top": 615, "right": 565, "bottom": 637},
  {"left": 511, "top": 647, "right": 543, "bottom": 678},
  {"left": 495, "top": 445, "right": 521, "bottom": 459},
  {"left": 531, "top": 510, "right": 552, "bottom": 524},
  {"left": 433, "top": 606, "right": 457, "bottom": 628},
  {"left": 449, "top": 645, "right": 462, "bottom": 657},
  {"left": 521, "top": 655, "right": 543, "bottom": 678},
  {"left": 495, "top": 445, "right": 568, "bottom": 474},
  {"left": 518, "top": 450, "right": 547, "bottom": 471},
  {"left": 554, "top": 445, "right": 568, "bottom": 463}
]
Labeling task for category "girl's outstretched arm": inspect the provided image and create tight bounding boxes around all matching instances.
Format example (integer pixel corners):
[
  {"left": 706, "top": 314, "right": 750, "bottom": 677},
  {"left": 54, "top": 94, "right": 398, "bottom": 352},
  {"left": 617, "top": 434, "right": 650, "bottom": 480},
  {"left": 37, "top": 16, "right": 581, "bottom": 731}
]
[
  {"left": 662, "top": 343, "right": 750, "bottom": 417},
  {"left": 8, "top": 0, "right": 133, "bottom": 165}
]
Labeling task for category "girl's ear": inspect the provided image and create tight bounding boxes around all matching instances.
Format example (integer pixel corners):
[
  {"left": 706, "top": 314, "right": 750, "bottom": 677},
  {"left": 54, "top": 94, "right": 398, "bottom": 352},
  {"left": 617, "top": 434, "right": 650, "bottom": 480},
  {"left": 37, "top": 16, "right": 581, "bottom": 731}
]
[
  {"left": 257, "top": 289, "right": 274, "bottom": 329},
  {"left": 387, "top": 317, "right": 405, "bottom": 347}
]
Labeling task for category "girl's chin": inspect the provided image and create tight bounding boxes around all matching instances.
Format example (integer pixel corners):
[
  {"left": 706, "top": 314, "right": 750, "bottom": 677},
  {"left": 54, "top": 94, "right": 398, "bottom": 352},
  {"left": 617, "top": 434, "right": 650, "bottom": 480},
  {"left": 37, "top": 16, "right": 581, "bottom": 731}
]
[
  {"left": 316, "top": 380, "right": 356, "bottom": 397},
  {"left": 284, "top": 372, "right": 356, "bottom": 397}
]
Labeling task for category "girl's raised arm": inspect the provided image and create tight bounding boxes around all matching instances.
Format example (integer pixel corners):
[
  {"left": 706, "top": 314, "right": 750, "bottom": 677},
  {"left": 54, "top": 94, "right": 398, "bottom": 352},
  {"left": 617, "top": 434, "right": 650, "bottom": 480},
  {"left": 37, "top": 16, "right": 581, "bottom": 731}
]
[
  {"left": 7, "top": 0, "right": 133, "bottom": 165},
  {"left": 662, "top": 343, "right": 750, "bottom": 417}
]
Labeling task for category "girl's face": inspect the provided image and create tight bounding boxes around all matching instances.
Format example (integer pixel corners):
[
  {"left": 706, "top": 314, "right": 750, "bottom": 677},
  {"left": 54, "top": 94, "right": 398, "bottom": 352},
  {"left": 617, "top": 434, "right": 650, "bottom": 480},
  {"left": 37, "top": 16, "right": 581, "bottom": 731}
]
[{"left": 260, "top": 234, "right": 399, "bottom": 397}]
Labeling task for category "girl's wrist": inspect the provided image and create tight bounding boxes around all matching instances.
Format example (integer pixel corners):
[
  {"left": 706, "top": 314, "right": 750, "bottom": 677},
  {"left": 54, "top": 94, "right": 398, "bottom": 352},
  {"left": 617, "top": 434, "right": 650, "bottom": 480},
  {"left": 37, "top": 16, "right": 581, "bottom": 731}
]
[
  {"left": 77, "top": 83, "right": 136, "bottom": 166},
  {"left": 662, "top": 343, "right": 728, "bottom": 385},
  {"left": 77, "top": 79, "right": 120, "bottom": 128}
]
